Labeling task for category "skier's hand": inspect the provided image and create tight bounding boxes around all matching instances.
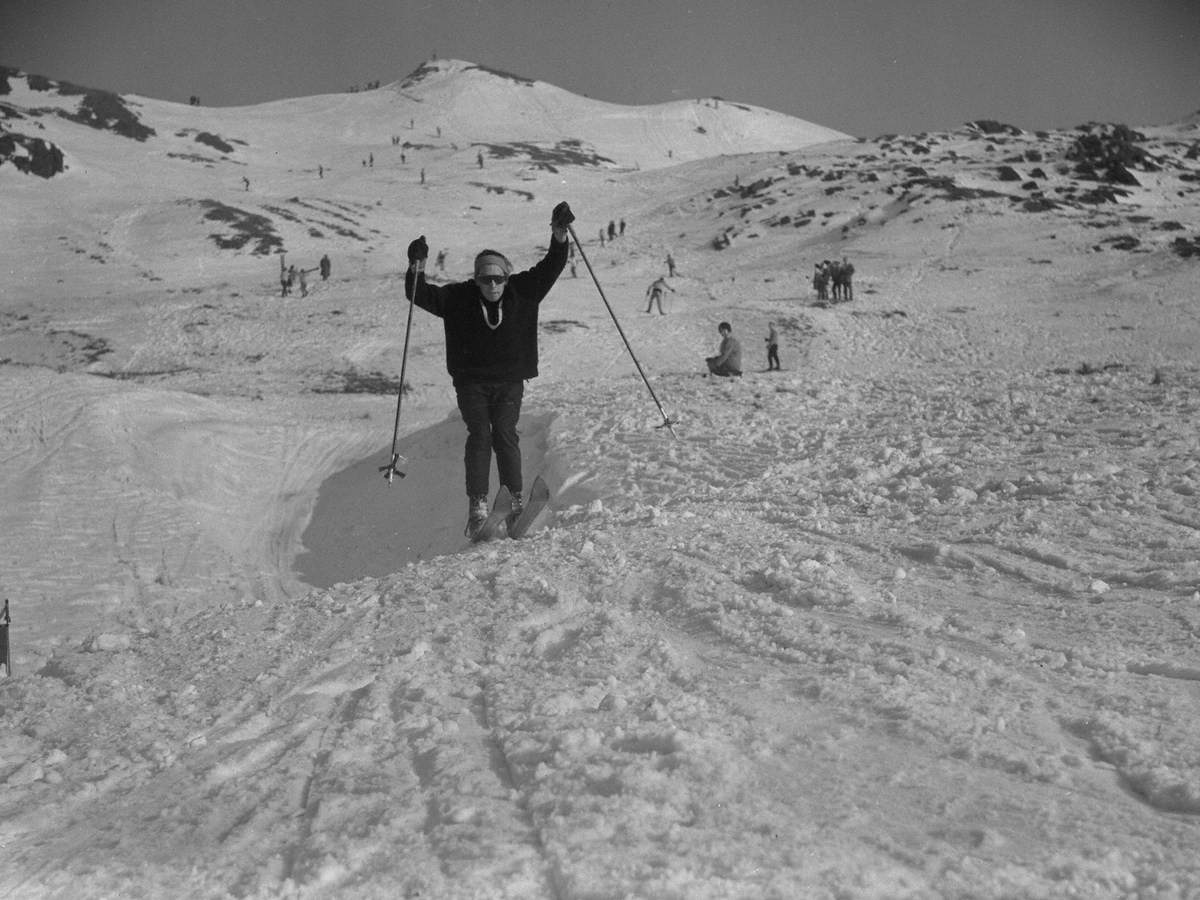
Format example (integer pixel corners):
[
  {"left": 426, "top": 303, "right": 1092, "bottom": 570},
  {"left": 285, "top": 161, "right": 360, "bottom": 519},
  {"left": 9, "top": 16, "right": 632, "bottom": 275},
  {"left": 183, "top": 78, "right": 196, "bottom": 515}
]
[
  {"left": 551, "top": 201, "right": 575, "bottom": 231},
  {"left": 407, "top": 236, "right": 429, "bottom": 264}
]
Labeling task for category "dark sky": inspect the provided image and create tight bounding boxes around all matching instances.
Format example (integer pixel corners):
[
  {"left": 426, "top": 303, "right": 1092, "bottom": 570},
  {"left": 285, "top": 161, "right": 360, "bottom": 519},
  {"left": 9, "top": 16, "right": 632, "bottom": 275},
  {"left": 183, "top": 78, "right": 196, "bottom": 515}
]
[{"left": 3, "top": 0, "right": 1198, "bottom": 136}]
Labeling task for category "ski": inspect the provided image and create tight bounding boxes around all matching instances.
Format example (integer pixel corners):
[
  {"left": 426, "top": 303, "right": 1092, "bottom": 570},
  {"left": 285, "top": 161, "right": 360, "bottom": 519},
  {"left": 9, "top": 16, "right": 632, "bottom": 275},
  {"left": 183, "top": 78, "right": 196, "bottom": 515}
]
[
  {"left": 469, "top": 487, "right": 513, "bottom": 543},
  {"left": 508, "top": 476, "right": 551, "bottom": 539}
]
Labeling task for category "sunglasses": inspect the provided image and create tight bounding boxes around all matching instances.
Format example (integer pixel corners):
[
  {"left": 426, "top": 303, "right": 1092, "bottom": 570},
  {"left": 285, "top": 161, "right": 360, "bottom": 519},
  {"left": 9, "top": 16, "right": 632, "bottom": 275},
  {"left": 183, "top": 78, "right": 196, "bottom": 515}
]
[{"left": 476, "top": 274, "right": 507, "bottom": 285}]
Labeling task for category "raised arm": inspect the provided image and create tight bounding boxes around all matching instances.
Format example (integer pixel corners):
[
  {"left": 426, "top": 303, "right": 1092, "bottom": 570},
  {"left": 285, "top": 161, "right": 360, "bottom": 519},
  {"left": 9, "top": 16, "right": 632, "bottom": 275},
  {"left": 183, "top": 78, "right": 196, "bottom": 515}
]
[{"left": 404, "top": 235, "right": 445, "bottom": 315}]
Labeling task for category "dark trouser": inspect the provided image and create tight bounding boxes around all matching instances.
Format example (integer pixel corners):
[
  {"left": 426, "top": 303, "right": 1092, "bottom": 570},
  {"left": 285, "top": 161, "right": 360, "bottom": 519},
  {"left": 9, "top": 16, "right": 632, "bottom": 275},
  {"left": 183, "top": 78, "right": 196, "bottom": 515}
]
[
  {"left": 455, "top": 380, "right": 524, "bottom": 499},
  {"left": 767, "top": 345, "right": 780, "bottom": 369}
]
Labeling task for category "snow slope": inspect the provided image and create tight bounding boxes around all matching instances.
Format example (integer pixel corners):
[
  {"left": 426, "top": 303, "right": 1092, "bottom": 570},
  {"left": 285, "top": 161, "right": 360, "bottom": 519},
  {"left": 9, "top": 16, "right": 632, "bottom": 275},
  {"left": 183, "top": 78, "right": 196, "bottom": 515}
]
[{"left": 1, "top": 60, "right": 1200, "bottom": 898}]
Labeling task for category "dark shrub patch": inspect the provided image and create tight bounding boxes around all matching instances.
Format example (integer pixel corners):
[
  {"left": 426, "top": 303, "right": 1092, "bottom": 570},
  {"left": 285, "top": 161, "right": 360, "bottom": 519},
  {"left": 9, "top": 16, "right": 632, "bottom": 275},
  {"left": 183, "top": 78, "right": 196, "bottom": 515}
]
[
  {"left": 1066, "top": 124, "right": 1150, "bottom": 177},
  {"left": 63, "top": 89, "right": 155, "bottom": 141},
  {"left": 1105, "top": 163, "right": 1140, "bottom": 186},
  {"left": 473, "top": 139, "right": 614, "bottom": 170},
  {"left": 1102, "top": 234, "right": 1140, "bottom": 251},
  {"left": 1021, "top": 198, "right": 1060, "bottom": 212},
  {"left": 195, "top": 132, "right": 235, "bottom": 154},
  {"left": 314, "top": 370, "right": 408, "bottom": 394},
  {"left": 1172, "top": 235, "right": 1200, "bottom": 259},
  {"left": 197, "top": 200, "right": 282, "bottom": 255},
  {"left": 0, "top": 130, "right": 65, "bottom": 177},
  {"left": 903, "top": 175, "right": 1007, "bottom": 201}
]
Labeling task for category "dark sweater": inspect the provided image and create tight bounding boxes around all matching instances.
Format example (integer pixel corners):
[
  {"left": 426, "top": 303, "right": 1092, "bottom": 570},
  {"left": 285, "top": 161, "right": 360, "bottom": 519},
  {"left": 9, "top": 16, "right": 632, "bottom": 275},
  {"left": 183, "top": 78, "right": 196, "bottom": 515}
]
[{"left": 405, "top": 238, "right": 568, "bottom": 384}]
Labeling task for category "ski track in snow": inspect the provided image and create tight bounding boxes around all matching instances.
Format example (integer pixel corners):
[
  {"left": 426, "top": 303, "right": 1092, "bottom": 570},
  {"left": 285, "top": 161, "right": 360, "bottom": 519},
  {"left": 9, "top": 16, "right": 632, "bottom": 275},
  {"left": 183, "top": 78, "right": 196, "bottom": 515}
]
[{"left": 2, "top": 62, "right": 1200, "bottom": 897}]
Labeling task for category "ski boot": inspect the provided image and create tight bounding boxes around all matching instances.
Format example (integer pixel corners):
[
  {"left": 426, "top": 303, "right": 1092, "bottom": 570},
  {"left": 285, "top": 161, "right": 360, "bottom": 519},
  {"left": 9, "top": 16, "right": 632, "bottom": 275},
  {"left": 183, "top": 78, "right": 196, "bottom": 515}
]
[
  {"left": 465, "top": 494, "right": 489, "bottom": 538},
  {"left": 506, "top": 490, "right": 524, "bottom": 532}
]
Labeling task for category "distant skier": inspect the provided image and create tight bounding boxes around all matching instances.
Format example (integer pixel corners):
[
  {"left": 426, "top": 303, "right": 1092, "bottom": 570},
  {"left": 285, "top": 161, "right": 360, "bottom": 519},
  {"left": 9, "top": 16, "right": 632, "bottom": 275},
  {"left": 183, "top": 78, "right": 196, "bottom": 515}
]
[
  {"left": 765, "top": 321, "right": 780, "bottom": 370},
  {"left": 242, "top": 176, "right": 250, "bottom": 191},
  {"left": 814, "top": 263, "right": 829, "bottom": 302},
  {"left": 319, "top": 254, "right": 331, "bottom": 280},
  {"left": 607, "top": 220, "right": 617, "bottom": 241},
  {"left": 838, "top": 256, "right": 855, "bottom": 302},
  {"left": 403, "top": 201, "right": 574, "bottom": 537},
  {"left": 666, "top": 253, "right": 677, "bottom": 277},
  {"left": 477, "top": 150, "right": 484, "bottom": 169},
  {"left": 645, "top": 276, "right": 675, "bottom": 315},
  {"left": 436, "top": 249, "right": 447, "bottom": 273},
  {"left": 705, "top": 321, "right": 743, "bottom": 377}
]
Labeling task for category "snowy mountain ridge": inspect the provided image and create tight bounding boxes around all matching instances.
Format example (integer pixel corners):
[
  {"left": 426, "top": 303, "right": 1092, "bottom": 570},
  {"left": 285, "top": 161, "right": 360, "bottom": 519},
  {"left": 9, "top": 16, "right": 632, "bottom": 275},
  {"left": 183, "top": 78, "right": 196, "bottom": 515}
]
[{"left": 0, "top": 57, "right": 849, "bottom": 180}]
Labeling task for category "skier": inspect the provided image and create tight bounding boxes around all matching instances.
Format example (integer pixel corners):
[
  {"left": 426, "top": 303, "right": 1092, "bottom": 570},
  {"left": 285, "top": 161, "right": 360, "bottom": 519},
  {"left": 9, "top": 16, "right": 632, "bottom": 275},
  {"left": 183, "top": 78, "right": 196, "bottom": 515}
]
[
  {"left": 705, "top": 321, "right": 743, "bottom": 377},
  {"left": 829, "top": 260, "right": 844, "bottom": 302},
  {"left": 319, "top": 254, "right": 331, "bottom": 281},
  {"left": 645, "top": 276, "right": 674, "bottom": 315},
  {"left": 813, "top": 263, "right": 829, "bottom": 303},
  {"left": 404, "top": 201, "right": 574, "bottom": 537},
  {"left": 765, "top": 321, "right": 780, "bottom": 370},
  {"left": 666, "top": 253, "right": 677, "bottom": 277},
  {"left": 839, "top": 256, "right": 855, "bottom": 302}
]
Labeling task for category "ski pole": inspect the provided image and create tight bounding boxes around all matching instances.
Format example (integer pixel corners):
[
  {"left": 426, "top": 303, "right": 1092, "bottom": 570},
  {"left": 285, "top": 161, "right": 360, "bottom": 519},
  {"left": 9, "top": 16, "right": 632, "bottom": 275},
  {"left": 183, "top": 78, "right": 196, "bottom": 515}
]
[
  {"left": 567, "top": 224, "right": 678, "bottom": 438},
  {"left": 1, "top": 599, "right": 10, "bottom": 677},
  {"left": 379, "top": 279, "right": 415, "bottom": 483}
]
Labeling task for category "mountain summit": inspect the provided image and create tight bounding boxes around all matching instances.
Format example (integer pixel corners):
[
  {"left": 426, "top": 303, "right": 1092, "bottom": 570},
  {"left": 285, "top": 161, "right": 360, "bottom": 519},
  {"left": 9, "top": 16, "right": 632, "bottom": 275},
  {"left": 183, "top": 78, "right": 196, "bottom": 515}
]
[{"left": 383, "top": 58, "right": 849, "bottom": 164}]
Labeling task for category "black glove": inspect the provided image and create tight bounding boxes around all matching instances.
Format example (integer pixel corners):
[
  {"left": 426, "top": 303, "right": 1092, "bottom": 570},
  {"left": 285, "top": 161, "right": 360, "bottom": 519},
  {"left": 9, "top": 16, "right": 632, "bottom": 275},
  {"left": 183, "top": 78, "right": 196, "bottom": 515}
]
[
  {"left": 407, "top": 236, "right": 428, "bottom": 263},
  {"left": 551, "top": 202, "right": 575, "bottom": 230}
]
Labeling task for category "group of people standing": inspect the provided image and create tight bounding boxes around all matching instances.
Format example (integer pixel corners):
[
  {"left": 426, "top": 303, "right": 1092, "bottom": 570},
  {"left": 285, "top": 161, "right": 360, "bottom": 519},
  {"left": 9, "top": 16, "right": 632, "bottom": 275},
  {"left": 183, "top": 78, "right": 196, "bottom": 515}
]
[
  {"left": 813, "top": 257, "right": 855, "bottom": 303},
  {"left": 279, "top": 254, "right": 332, "bottom": 297},
  {"left": 598, "top": 219, "right": 627, "bottom": 246}
]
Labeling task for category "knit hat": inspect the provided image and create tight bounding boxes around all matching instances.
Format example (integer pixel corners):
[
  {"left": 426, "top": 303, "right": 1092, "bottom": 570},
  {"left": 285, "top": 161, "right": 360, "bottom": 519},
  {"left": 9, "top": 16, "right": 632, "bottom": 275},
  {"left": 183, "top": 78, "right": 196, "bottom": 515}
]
[{"left": 474, "top": 249, "right": 512, "bottom": 278}]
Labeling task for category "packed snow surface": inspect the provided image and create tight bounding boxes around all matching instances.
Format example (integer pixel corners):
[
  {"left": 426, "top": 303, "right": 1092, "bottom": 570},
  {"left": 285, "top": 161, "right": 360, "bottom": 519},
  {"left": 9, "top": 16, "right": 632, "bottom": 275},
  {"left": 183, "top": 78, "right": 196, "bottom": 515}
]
[{"left": 1, "top": 60, "right": 1199, "bottom": 898}]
